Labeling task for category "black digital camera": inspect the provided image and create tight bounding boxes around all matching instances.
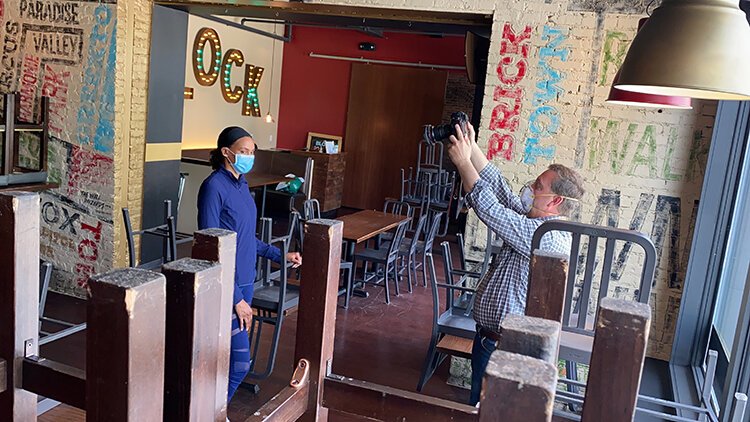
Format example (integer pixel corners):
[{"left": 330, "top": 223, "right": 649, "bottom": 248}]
[{"left": 422, "top": 111, "right": 469, "bottom": 144}]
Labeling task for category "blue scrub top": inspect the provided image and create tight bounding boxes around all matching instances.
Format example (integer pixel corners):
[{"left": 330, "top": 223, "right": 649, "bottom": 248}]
[{"left": 197, "top": 167, "right": 282, "bottom": 305}]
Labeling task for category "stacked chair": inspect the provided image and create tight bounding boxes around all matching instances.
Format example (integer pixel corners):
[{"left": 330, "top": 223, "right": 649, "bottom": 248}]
[{"left": 400, "top": 140, "right": 459, "bottom": 238}]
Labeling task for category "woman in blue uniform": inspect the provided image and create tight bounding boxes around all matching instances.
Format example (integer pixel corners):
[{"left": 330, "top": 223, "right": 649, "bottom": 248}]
[{"left": 197, "top": 126, "right": 302, "bottom": 403}]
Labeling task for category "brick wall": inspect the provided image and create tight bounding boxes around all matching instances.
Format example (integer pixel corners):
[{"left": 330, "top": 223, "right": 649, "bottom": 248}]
[
  {"left": 308, "top": 0, "right": 714, "bottom": 361},
  {"left": 442, "top": 72, "right": 476, "bottom": 125},
  {"left": 1, "top": 0, "right": 119, "bottom": 296},
  {"left": 114, "top": 0, "right": 151, "bottom": 269}
]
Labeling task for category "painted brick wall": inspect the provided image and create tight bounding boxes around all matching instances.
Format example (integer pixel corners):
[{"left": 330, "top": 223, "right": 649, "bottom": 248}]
[
  {"left": 308, "top": 0, "right": 714, "bottom": 361},
  {"left": 1, "top": 0, "right": 119, "bottom": 296},
  {"left": 114, "top": 0, "right": 150, "bottom": 269}
]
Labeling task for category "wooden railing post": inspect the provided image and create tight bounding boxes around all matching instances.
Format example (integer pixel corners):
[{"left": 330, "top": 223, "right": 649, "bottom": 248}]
[
  {"left": 294, "top": 219, "right": 342, "bottom": 422},
  {"left": 581, "top": 298, "right": 650, "bottom": 422},
  {"left": 162, "top": 258, "right": 223, "bottom": 421},
  {"left": 86, "top": 268, "right": 167, "bottom": 421},
  {"left": 498, "top": 314, "right": 561, "bottom": 365},
  {"left": 191, "top": 229, "right": 237, "bottom": 421},
  {"left": 479, "top": 314, "right": 561, "bottom": 422},
  {"left": 0, "top": 192, "right": 39, "bottom": 421},
  {"left": 526, "top": 250, "right": 569, "bottom": 322},
  {"left": 479, "top": 351, "right": 557, "bottom": 422}
]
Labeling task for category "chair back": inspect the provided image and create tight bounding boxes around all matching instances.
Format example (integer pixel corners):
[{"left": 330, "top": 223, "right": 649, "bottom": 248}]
[
  {"left": 383, "top": 199, "right": 413, "bottom": 218},
  {"left": 530, "top": 220, "right": 657, "bottom": 337},
  {"left": 384, "top": 199, "right": 416, "bottom": 231},
  {"left": 423, "top": 211, "right": 444, "bottom": 255},
  {"left": 303, "top": 198, "right": 321, "bottom": 220},
  {"left": 424, "top": 239, "right": 476, "bottom": 339},
  {"left": 386, "top": 220, "right": 410, "bottom": 262},
  {"left": 417, "top": 139, "right": 444, "bottom": 171},
  {"left": 407, "top": 214, "right": 428, "bottom": 255},
  {"left": 440, "top": 241, "right": 476, "bottom": 317},
  {"left": 122, "top": 199, "right": 180, "bottom": 269},
  {"left": 287, "top": 210, "right": 302, "bottom": 252},
  {"left": 430, "top": 171, "right": 456, "bottom": 205},
  {"left": 39, "top": 261, "right": 52, "bottom": 317},
  {"left": 177, "top": 172, "right": 189, "bottom": 213}
]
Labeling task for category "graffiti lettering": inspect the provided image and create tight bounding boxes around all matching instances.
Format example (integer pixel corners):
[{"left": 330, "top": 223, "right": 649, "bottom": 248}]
[
  {"left": 487, "top": 23, "right": 532, "bottom": 162},
  {"left": 523, "top": 25, "right": 569, "bottom": 164},
  {"left": 75, "top": 220, "right": 102, "bottom": 287},
  {"left": 587, "top": 119, "right": 707, "bottom": 182},
  {"left": 1, "top": 21, "right": 20, "bottom": 91},
  {"left": 24, "top": 25, "right": 83, "bottom": 65},
  {"left": 59, "top": 206, "right": 79, "bottom": 235},
  {"left": 42, "top": 64, "right": 70, "bottom": 135},
  {"left": 577, "top": 189, "right": 699, "bottom": 290},
  {"left": 41, "top": 200, "right": 80, "bottom": 235},
  {"left": 77, "top": 4, "right": 114, "bottom": 153},
  {"left": 66, "top": 143, "right": 114, "bottom": 197},
  {"left": 19, "top": 0, "right": 80, "bottom": 25},
  {"left": 42, "top": 200, "right": 59, "bottom": 224},
  {"left": 599, "top": 31, "right": 630, "bottom": 86},
  {"left": 19, "top": 55, "right": 40, "bottom": 122}
]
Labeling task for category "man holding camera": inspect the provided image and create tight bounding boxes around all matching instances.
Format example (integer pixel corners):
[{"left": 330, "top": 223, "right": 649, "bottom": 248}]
[{"left": 446, "top": 122, "right": 585, "bottom": 405}]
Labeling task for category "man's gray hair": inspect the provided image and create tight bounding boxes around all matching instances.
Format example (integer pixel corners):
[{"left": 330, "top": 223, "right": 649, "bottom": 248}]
[{"left": 548, "top": 163, "right": 585, "bottom": 217}]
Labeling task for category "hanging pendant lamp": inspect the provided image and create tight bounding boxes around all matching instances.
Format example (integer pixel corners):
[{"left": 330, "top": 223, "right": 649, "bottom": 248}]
[
  {"left": 606, "top": 18, "right": 692, "bottom": 109},
  {"left": 615, "top": 0, "right": 750, "bottom": 100}
]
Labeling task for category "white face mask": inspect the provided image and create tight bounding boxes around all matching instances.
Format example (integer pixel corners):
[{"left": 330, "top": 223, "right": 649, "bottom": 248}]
[
  {"left": 520, "top": 182, "right": 579, "bottom": 215},
  {"left": 520, "top": 185, "right": 535, "bottom": 213}
]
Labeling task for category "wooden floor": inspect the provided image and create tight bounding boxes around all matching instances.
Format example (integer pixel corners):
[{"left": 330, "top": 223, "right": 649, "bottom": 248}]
[{"left": 37, "top": 228, "right": 469, "bottom": 421}]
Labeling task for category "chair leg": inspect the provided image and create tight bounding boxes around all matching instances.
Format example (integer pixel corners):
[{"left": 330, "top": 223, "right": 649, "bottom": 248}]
[
  {"left": 417, "top": 333, "right": 440, "bottom": 392},
  {"left": 344, "top": 266, "right": 353, "bottom": 309},
  {"left": 391, "top": 261, "right": 400, "bottom": 297},
  {"left": 421, "top": 253, "right": 428, "bottom": 287},
  {"left": 405, "top": 255, "right": 413, "bottom": 293},
  {"left": 383, "top": 263, "right": 391, "bottom": 304},
  {"left": 412, "top": 254, "right": 420, "bottom": 290},
  {"left": 565, "top": 360, "right": 583, "bottom": 412}
]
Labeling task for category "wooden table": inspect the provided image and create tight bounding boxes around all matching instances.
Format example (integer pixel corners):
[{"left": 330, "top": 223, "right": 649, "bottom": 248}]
[
  {"left": 339, "top": 210, "right": 409, "bottom": 245},
  {"left": 337, "top": 210, "right": 410, "bottom": 297}
]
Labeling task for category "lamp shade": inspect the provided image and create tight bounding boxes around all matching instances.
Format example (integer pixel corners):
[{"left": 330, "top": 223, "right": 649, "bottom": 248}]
[
  {"left": 615, "top": 0, "right": 750, "bottom": 100},
  {"left": 607, "top": 86, "right": 693, "bottom": 109}
]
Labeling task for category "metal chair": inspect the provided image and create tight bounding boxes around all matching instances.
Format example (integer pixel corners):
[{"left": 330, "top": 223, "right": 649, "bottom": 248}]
[
  {"left": 38, "top": 261, "right": 87, "bottom": 346},
  {"left": 301, "top": 198, "right": 354, "bottom": 308},
  {"left": 380, "top": 199, "right": 415, "bottom": 245},
  {"left": 353, "top": 219, "right": 410, "bottom": 304},
  {"left": 417, "top": 210, "right": 444, "bottom": 287},
  {"left": 122, "top": 200, "right": 191, "bottom": 269},
  {"left": 177, "top": 172, "right": 189, "bottom": 214},
  {"left": 416, "top": 238, "right": 477, "bottom": 392},
  {"left": 529, "top": 219, "right": 657, "bottom": 410},
  {"left": 395, "top": 213, "right": 428, "bottom": 293},
  {"left": 244, "top": 219, "right": 294, "bottom": 392},
  {"left": 530, "top": 220, "right": 656, "bottom": 365}
]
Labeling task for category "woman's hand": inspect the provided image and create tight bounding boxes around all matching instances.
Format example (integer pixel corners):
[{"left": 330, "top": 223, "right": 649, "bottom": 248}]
[
  {"left": 286, "top": 252, "right": 302, "bottom": 268},
  {"left": 235, "top": 299, "right": 253, "bottom": 331}
]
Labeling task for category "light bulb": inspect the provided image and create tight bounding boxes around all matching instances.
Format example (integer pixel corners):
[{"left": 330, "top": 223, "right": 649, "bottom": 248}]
[{"left": 265, "top": 113, "right": 273, "bottom": 123}]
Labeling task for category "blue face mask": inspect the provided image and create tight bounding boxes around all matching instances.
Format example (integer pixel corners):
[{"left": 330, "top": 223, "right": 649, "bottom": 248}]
[{"left": 228, "top": 150, "right": 255, "bottom": 174}]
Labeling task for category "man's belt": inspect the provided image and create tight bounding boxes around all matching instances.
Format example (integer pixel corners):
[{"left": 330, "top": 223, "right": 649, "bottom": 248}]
[{"left": 478, "top": 325, "right": 502, "bottom": 343}]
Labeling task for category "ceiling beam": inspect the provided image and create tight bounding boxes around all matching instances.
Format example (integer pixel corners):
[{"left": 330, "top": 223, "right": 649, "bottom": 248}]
[{"left": 154, "top": 0, "right": 492, "bottom": 35}]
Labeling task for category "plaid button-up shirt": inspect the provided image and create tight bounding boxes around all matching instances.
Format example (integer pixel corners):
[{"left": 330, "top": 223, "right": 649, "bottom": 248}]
[{"left": 466, "top": 164, "right": 572, "bottom": 333}]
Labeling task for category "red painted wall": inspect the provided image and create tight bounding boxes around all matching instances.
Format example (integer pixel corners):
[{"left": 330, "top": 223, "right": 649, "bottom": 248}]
[{"left": 276, "top": 26, "right": 467, "bottom": 150}]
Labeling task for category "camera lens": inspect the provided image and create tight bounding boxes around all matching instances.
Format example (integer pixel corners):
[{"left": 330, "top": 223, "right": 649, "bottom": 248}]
[{"left": 423, "top": 124, "right": 453, "bottom": 144}]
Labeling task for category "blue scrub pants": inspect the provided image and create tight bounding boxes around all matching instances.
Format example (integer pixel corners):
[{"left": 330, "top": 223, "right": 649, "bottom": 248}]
[{"left": 227, "top": 285, "right": 253, "bottom": 401}]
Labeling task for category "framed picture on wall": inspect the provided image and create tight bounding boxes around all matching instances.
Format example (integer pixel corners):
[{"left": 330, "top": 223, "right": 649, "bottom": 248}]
[{"left": 306, "top": 132, "right": 343, "bottom": 154}]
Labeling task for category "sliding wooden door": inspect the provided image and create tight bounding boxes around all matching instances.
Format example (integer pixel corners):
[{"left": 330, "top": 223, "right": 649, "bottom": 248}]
[{"left": 343, "top": 63, "right": 447, "bottom": 210}]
